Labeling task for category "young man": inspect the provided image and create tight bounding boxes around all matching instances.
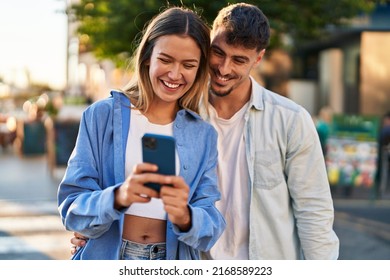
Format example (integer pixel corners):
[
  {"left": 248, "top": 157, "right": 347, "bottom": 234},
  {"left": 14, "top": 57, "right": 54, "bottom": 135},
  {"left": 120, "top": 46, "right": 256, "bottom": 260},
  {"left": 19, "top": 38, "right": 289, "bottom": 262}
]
[
  {"left": 70, "top": 3, "right": 339, "bottom": 260},
  {"left": 202, "top": 2, "right": 339, "bottom": 260}
]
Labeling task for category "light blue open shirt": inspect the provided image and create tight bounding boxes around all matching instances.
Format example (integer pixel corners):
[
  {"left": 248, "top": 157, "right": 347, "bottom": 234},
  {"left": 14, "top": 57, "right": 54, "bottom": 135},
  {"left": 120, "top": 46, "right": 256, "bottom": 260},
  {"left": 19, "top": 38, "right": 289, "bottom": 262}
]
[
  {"left": 57, "top": 91, "right": 226, "bottom": 260},
  {"left": 202, "top": 77, "right": 339, "bottom": 259}
]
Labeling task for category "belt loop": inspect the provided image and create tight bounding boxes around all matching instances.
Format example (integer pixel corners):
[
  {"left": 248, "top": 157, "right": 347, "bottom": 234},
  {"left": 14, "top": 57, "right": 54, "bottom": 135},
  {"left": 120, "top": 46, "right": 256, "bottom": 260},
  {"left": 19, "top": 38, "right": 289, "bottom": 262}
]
[{"left": 119, "top": 239, "right": 127, "bottom": 259}]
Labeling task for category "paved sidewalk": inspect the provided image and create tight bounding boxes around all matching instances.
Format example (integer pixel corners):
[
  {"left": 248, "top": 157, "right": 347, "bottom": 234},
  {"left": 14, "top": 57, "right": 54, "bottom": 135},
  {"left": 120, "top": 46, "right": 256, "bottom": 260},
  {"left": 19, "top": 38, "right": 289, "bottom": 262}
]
[
  {"left": 0, "top": 149, "right": 71, "bottom": 260},
  {"left": 0, "top": 151, "right": 63, "bottom": 201}
]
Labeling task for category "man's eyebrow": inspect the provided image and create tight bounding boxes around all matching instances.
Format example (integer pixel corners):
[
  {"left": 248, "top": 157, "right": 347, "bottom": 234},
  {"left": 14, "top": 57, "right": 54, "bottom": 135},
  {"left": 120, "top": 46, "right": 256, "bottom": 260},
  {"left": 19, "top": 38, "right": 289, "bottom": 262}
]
[
  {"left": 211, "top": 45, "right": 249, "bottom": 62},
  {"left": 233, "top": 55, "right": 249, "bottom": 62},
  {"left": 158, "top": 52, "right": 199, "bottom": 63},
  {"left": 210, "top": 44, "right": 224, "bottom": 53}
]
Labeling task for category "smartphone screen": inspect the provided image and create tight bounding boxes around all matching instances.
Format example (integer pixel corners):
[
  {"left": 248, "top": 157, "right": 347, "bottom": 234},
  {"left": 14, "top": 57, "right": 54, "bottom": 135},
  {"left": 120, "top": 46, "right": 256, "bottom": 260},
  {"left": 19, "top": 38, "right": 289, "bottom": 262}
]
[{"left": 142, "top": 133, "right": 176, "bottom": 192}]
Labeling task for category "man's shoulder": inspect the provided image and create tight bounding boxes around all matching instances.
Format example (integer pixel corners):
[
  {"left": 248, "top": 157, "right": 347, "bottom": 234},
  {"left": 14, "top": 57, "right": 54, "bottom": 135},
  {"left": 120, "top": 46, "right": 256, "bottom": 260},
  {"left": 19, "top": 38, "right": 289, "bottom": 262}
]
[{"left": 251, "top": 78, "right": 302, "bottom": 114}]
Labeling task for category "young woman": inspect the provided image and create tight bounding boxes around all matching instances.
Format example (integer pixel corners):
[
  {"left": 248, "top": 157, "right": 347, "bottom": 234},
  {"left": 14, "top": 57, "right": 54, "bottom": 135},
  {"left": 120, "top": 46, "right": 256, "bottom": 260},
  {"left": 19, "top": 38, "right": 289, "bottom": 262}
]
[{"left": 58, "top": 7, "right": 225, "bottom": 260}]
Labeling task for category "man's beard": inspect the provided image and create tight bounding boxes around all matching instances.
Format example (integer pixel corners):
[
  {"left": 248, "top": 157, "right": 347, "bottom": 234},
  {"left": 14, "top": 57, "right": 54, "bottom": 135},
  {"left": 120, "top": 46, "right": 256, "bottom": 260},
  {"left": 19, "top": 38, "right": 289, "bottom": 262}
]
[{"left": 209, "top": 85, "right": 233, "bottom": 97}]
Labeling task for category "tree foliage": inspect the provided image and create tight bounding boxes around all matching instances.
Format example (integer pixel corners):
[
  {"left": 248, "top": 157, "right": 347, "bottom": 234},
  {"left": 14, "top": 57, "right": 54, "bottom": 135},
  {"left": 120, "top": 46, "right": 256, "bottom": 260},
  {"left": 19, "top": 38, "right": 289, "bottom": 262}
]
[{"left": 68, "top": 0, "right": 378, "bottom": 67}]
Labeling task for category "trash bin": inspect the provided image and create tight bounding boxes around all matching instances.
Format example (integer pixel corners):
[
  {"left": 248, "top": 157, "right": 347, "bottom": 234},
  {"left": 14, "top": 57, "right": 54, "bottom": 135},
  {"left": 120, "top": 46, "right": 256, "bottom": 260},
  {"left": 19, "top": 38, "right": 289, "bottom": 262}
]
[
  {"left": 22, "top": 120, "right": 46, "bottom": 155},
  {"left": 53, "top": 120, "right": 79, "bottom": 166}
]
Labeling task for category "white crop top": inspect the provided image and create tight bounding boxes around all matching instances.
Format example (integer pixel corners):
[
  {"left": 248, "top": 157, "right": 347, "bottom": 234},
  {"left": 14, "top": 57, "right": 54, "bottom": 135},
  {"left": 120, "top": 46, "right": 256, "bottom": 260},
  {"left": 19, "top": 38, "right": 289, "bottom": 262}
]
[{"left": 124, "top": 108, "right": 179, "bottom": 220}]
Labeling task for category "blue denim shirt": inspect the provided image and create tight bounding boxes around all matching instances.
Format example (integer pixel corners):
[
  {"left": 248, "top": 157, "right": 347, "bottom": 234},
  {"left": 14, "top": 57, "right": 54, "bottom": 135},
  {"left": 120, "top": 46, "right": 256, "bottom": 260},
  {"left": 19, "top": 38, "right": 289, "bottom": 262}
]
[{"left": 58, "top": 91, "right": 225, "bottom": 260}]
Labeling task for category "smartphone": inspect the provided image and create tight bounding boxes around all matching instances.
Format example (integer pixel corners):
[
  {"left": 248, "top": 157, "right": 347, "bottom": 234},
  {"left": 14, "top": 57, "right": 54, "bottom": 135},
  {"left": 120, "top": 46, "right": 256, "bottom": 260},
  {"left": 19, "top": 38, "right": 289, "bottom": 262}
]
[{"left": 142, "top": 133, "right": 176, "bottom": 192}]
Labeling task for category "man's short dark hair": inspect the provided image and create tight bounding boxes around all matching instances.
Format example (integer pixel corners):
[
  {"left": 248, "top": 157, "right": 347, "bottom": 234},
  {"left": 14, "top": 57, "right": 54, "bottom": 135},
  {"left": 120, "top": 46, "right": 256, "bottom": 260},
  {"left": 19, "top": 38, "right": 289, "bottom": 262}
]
[{"left": 213, "top": 3, "right": 270, "bottom": 51}]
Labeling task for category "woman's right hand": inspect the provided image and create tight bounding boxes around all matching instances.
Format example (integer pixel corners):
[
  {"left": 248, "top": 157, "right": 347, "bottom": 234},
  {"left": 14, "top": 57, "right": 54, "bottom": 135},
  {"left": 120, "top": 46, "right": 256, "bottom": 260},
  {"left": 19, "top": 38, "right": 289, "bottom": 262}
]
[{"left": 114, "top": 162, "right": 172, "bottom": 209}]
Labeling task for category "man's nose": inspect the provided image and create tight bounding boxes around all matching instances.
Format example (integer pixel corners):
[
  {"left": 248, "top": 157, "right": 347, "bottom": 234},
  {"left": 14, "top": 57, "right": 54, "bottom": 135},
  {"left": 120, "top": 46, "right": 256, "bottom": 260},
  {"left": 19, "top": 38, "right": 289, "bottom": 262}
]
[{"left": 218, "top": 59, "right": 231, "bottom": 76}]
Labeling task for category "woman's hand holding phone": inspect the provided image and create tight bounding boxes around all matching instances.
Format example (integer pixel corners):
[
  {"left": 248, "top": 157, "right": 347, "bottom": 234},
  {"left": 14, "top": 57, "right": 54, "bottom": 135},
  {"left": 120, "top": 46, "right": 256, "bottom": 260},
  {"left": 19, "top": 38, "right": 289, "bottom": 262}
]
[
  {"left": 114, "top": 162, "right": 191, "bottom": 231},
  {"left": 114, "top": 162, "right": 165, "bottom": 209},
  {"left": 160, "top": 176, "right": 191, "bottom": 232}
]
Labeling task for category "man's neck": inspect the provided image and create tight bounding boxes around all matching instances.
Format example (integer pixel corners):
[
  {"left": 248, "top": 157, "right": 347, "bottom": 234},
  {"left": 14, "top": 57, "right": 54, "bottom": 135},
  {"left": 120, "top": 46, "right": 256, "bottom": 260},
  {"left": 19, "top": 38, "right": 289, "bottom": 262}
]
[{"left": 209, "top": 80, "right": 252, "bottom": 120}]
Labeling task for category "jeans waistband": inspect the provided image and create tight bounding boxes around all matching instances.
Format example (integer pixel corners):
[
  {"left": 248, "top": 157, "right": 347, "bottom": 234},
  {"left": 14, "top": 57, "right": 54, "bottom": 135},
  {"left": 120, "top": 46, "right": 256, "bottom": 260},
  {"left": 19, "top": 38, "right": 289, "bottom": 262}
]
[{"left": 119, "top": 239, "right": 166, "bottom": 260}]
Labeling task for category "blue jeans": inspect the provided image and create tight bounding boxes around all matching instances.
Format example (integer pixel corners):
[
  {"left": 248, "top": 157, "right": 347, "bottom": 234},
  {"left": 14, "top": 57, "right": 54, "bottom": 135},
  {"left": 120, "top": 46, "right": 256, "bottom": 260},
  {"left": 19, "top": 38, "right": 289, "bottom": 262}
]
[{"left": 119, "top": 239, "right": 166, "bottom": 260}]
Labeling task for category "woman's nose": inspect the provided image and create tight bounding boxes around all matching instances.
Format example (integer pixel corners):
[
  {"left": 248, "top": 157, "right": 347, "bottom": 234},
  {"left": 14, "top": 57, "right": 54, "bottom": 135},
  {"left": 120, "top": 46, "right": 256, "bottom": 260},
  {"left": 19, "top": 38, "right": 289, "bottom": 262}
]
[{"left": 167, "top": 64, "right": 181, "bottom": 80}]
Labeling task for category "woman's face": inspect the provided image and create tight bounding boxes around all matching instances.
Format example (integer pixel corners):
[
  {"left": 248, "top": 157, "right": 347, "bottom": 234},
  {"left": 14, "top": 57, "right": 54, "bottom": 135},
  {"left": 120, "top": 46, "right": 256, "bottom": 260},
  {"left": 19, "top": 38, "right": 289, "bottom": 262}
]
[{"left": 148, "top": 34, "right": 201, "bottom": 104}]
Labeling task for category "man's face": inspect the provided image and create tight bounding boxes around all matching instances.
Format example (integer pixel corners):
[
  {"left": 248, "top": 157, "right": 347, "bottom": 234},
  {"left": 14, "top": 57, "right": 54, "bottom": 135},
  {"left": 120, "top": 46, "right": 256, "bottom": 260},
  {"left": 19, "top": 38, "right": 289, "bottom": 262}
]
[{"left": 209, "top": 27, "right": 264, "bottom": 98}]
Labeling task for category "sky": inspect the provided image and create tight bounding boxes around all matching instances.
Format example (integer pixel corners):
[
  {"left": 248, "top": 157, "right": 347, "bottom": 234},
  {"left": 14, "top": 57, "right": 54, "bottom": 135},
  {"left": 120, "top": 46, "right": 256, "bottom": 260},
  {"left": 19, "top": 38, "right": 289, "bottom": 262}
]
[{"left": 0, "top": 0, "right": 67, "bottom": 90}]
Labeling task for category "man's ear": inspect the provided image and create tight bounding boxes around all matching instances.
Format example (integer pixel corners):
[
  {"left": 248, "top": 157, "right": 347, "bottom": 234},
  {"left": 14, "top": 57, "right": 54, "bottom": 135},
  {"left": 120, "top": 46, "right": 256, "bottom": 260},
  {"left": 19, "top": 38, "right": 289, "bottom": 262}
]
[{"left": 254, "top": 49, "right": 266, "bottom": 67}]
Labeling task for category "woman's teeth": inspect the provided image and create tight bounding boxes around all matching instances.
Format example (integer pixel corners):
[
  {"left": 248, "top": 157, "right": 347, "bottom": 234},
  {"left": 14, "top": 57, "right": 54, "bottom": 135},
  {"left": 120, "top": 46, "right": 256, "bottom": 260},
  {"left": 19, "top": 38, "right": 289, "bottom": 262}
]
[{"left": 163, "top": 81, "right": 180, "bottom": 88}]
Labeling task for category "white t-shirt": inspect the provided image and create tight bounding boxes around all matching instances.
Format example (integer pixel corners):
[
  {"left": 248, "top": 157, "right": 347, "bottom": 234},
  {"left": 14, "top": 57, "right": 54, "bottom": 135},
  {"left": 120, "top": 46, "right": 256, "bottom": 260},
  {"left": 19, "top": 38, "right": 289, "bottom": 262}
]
[
  {"left": 206, "top": 103, "right": 250, "bottom": 259},
  {"left": 124, "top": 108, "right": 178, "bottom": 220}
]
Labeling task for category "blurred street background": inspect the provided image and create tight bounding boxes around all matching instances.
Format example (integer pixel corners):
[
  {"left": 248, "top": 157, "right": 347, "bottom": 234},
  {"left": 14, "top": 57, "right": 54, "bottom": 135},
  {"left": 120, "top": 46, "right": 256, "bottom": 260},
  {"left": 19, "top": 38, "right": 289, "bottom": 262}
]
[
  {"left": 0, "top": 149, "right": 71, "bottom": 260},
  {"left": 1, "top": 0, "right": 390, "bottom": 260}
]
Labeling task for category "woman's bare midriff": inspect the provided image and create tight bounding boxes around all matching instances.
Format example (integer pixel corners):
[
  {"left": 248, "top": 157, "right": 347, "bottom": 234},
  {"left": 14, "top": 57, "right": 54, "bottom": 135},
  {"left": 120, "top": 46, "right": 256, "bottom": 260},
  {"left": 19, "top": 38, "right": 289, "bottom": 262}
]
[{"left": 122, "top": 214, "right": 166, "bottom": 243}]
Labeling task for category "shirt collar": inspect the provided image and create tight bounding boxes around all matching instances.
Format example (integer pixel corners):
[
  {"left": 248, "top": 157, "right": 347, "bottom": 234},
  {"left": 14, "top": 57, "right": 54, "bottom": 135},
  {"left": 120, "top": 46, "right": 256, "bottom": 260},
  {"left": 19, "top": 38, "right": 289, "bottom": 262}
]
[
  {"left": 248, "top": 76, "right": 265, "bottom": 111},
  {"left": 110, "top": 90, "right": 202, "bottom": 120}
]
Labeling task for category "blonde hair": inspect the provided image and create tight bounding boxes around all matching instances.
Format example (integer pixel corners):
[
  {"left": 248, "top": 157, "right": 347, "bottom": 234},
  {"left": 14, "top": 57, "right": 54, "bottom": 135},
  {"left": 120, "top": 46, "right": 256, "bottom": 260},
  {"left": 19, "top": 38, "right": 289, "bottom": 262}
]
[{"left": 122, "top": 7, "right": 210, "bottom": 114}]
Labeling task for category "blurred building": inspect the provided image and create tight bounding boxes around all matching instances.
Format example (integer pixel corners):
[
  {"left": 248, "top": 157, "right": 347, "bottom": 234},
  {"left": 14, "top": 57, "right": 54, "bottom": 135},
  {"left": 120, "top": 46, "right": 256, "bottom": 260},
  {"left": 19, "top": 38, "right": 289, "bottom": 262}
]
[
  {"left": 65, "top": 0, "right": 131, "bottom": 102},
  {"left": 291, "top": 3, "right": 390, "bottom": 117}
]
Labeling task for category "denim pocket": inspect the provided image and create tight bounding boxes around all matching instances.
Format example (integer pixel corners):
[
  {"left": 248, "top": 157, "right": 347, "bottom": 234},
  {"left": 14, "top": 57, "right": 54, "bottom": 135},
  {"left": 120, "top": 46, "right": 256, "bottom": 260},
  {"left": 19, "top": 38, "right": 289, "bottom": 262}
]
[{"left": 254, "top": 149, "right": 284, "bottom": 189}]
